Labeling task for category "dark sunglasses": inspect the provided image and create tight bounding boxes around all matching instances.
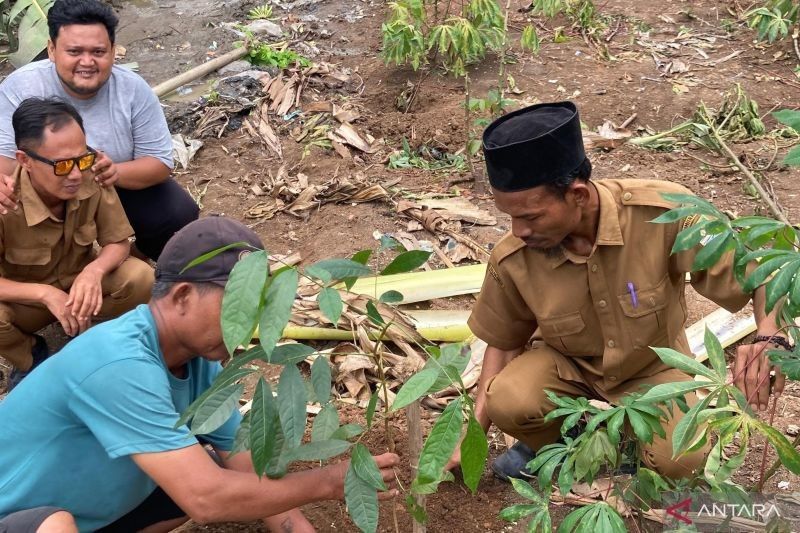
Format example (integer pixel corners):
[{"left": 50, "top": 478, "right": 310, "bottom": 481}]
[{"left": 24, "top": 147, "right": 97, "bottom": 176}]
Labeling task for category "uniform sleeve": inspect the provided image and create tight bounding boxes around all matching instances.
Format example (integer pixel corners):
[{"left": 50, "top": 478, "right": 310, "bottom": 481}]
[
  {"left": 95, "top": 185, "right": 134, "bottom": 245},
  {"left": 68, "top": 358, "right": 198, "bottom": 459},
  {"left": 196, "top": 361, "right": 242, "bottom": 451},
  {"left": 467, "top": 255, "right": 537, "bottom": 350},
  {"left": 670, "top": 219, "right": 752, "bottom": 313},
  {"left": 130, "top": 77, "right": 174, "bottom": 169}
]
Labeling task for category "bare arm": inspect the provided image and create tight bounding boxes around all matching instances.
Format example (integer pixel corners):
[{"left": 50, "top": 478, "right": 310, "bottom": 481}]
[
  {"left": 114, "top": 157, "right": 171, "bottom": 190},
  {"left": 133, "top": 444, "right": 399, "bottom": 525},
  {"left": 0, "top": 156, "right": 18, "bottom": 213},
  {"left": 67, "top": 240, "right": 131, "bottom": 327},
  {"left": 216, "top": 449, "right": 315, "bottom": 533}
]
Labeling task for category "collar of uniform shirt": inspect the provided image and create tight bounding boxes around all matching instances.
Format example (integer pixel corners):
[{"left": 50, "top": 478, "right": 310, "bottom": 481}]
[{"left": 547, "top": 180, "right": 625, "bottom": 269}]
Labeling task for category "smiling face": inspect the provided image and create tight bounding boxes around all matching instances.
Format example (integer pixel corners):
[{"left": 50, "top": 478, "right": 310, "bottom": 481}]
[
  {"left": 493, "top": 184, "right": 585, "bottom": 255},
  {"left": 16, "top": 119, "right": 90, "bottom": 208},
  {"left": 48, "top": 23, "right": 114, "bottom": 99}
]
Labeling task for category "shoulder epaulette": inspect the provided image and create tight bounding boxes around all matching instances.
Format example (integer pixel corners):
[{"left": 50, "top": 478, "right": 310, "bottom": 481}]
[
  {"left": 492, "top": 233, "right": 526, "bottom": 264},
  {"left": 617, "top": 180, "right": 693, "bottom": 210}
]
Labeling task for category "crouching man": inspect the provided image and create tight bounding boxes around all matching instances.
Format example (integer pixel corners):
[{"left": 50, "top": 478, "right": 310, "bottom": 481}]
[
  {"left": 0, "top": 97, "right": 152, "bottom": 389},
  {"left": 0, "top": 216, "right": 399, "bottom": 532}
]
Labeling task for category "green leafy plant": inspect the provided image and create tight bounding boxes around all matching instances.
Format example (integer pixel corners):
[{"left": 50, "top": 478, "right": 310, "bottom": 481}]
[
  {"left": 246, "top": 42, "right": 310, "bottom": 68},
  {"left": 181, "top": 237, "right": 488, "bottom": 531},
  {"left": 1, "top": 0, "right": 55, "bottom": 67},
  {"left": 388, "top": 137, "right": 468, "bottom": 172},
  {"left": 501, "top": 191, "right": 800, "bottom": 529},
  {"left": 520, "top": 24, "right": 541, "bottom": 54},
  {"left": 746, "top": 0, "right": 798, "bottom": 43},
  {"left": 247, "top": 3, "right": 274, "bottom": 20},
  {"left": 773, "top": 108, "right": 800, "bottom": 166}
]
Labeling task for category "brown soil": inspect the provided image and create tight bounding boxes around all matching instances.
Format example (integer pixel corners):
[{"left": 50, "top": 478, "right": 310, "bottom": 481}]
[{"left": 3, "top": 0, "right": 800, "bottom": 530}]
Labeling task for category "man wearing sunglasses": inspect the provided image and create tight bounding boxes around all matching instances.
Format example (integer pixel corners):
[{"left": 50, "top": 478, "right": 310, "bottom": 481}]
[
  {"left": 0, "top": 0, "right": 199, "bottom": 261},
  {"left": 0, "top": 97, "right": 153, "bottom": 389}
]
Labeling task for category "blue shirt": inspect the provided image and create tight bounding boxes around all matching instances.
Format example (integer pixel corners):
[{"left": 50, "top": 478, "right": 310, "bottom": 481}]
[{"left": 0, "top": 305, "right": 241, "bottom": 530}]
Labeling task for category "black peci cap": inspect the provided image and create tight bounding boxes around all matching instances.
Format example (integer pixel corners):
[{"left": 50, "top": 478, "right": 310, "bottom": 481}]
[
  {"left": 155, "top": 216, "right": 264, "bottom": 287},
  {"left": 483, "top": 101, "right": 586, "bottom": 192}
]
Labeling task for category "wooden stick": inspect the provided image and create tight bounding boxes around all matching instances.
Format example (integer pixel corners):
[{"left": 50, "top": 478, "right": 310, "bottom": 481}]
[
  {"left": 406, "top": 400, "right": 426, "bottom": 533},
  {"left": 152, "top": 47, "right": 250, "bottom": 98}
]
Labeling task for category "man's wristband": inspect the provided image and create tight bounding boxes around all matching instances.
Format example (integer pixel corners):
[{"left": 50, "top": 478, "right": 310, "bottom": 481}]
[{"left": 754, "top": 335, "right": 794, "bottom": 351}]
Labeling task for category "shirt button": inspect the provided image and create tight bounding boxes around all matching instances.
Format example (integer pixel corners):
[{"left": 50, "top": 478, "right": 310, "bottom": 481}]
[
  {"left": 622, "top": 192, "right": 632, "bottom": 201},
  {"left": 607, "top": 340, "right": 616, "bottom": 348},
  {"left": 608, "top": 376, "right": 618, "bottom": 382},
  {"left": 591, "top": 264, "right": 598, "bottom": 273},
  {"left": 598, "top": 300, "right": 607, "bottom": 308}
]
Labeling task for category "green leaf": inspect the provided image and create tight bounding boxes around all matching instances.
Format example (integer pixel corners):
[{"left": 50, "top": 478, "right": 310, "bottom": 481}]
[
  {"left": 773, "top": 109, "right": 800, "bottom": 132},
  {"left": 331, "top": 423, "right": 365, "bottom": 440},
  {"left": 366, "top": 391, "right": 379, "bottom": 428},
  {"left": 230, "top": 412, "right": 251, "bottom": 457},
  {"left": 221, "top": 250, "right": 269, "bottom": 354},
  {"left": 424, "top": 343, "right": 470, "bottom": 393},
  {"left": 177, "top": 367, "right": 252, "bottom": 428},
  {"left": 626, "top": 408, "right": 654, "bottom": 444},
  {"left": 311, "top": 356, "right": 332, "bottom": 405},
  {"left": 258, "top": 268, "right": 299, "bottom": 360},
  {"left": 557, "top": 505, "right": 593, "bottom": 533},
  {"left": 318, "top": 287, "right": 343, "bottom": 325},
  {"left": 312, "top": 403, "right": 339, "bottom": 441},
  {"left": 190, "top": 383, "right": 243, "bottom": 435},
  {"left": 692, "top": 233, "right": 734, "bottom": 272},
  {"left": 499, "top": 504, "right": 538, "bottom": 521},
  {"left": 270, "top": 343, "right": 316, "bottom": 365},
  {"left": 304, "top": 264, "right": 333, "bottom": 284},
  {"left": 509, "top": 477, "right": 542, "bottom": 501},
  {"left": 705, "top": 327, "right": 727, "bottom": 379},
  {"left": 743, "top": 254, "right": 795, "bottom": 292},
  {"left": 365, "top": 300, "right": 385, "bottom": 326},
  {"left": 672, "top": 393, "right": 714, "bottom": 457},
  {"left": 250, "top": 378, "right": 282, "bottom": 477},
  {"left": 288, "top": 439, "right": 352, "bottom": 462},
  {"left": 784, "top": 145, "right": 800, "bottom": 166},
  {"left": 671, "top": 219, "right": 712, "bottom": 253},
  {"left": 181, "top": 241, "right": 257, "bottom": 273},
  {"left": 351, "top": 442, "right": 387, "bottom": 490},
  {"left": 379, "top": 290, "right": 404, "bottom": 303},
  {"left": 391, "top": 368, "right": 439, "bottom": 411},
  {"left": 766, "top": 259, "right": 800, "bottom": 313},
  {"left": 417, "top": 397, "right": 464, "bottom": 484},
  {"left": 606, "top": 410, "right": 626, "bottom": 447},
  {"left": 311, "top": 258, "right": 372, "bottom": 280},
  {"left": 345, "top": 461, "right": 379, "bottom": 533},
  {"left": 460, "top": 413, "right": 488, "bottom": 493},
  {"left": 756, "top": 422, "right": 800, "bottom": 475},
  {"left": 651, "top": 347, "right": 719, "bottom": 382},
  {"left": 380, "top": 250, "right": 432, "bottom": 275},
  {"left": 277, "top": 364, "right": 307, "bottom": 448}
]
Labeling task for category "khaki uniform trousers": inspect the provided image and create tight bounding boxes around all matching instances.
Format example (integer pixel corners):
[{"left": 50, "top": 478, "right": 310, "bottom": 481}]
[
  {"left": 0, "top": 257, "right": 154, "bottom": 370},
  {"left": 486, "top": 343, "right": 709, "bottom": 479}
]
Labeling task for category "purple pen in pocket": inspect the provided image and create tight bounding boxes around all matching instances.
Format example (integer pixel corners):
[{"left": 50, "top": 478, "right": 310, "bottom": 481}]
[{"left": 627, "top": 282, "right": 638, "bottom": 308}]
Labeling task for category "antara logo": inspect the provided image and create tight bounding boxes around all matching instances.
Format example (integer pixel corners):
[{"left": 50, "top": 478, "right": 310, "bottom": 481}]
[{"left": 666, "top": 497, "right": 781, "bottom": 525}]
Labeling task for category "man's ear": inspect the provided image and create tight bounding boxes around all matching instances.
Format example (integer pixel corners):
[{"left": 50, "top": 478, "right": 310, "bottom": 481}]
[
  {"left": 47, "top": 39, "right": 56, "bottom": 61},
  {"left": 170, "top": 282, "right": 194, "bottom": 314},
  {"left": 568, "top": 181, "right": 591, "bottom": 207},
  {"left": 15, "top": 150, "right": 31, "bottom": 172}
]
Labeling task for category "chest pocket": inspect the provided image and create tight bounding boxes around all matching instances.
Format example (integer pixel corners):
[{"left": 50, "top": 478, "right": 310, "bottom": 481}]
[
  {"left": 538, "top": 311, "right": 595, "bottom": 356},
  {"left": 4, "top": 246, "right": 52, "bottom": 281},
  {"left": 617, "top": 275, "right": 669, "bottom": 348},
  {"left": 73, "top": 221, "right": 98, "bottom": 246}
]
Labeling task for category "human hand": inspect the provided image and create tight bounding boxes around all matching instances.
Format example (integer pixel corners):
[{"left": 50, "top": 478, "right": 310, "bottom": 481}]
[
  {"left": 0, "top": 173, "right": 18, "bottom": 214},
  {"left": 41, "top": 285, "right": 82, "bottom": 337},
  {"left": 92, "top": 151, "right": 119, "bottom": 187},
  {"left": 444, "top": 445, "right": 461, "bottom": 473},
  {"left": 66, "top": 266, "right": 104, "bottom": 332},
  {"left": 734, "top": 335, "right": 787, "bottom": 411},
  {"left": 325, "top": 452, "right": 400, "bottom": 500}
]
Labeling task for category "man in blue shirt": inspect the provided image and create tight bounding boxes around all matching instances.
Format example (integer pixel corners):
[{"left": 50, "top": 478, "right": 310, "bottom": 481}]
[{"left": 0, "top": 216, "right": 400, "bottom": 532}]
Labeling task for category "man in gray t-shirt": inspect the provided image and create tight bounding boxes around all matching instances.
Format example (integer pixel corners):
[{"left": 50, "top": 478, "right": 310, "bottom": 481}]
[{"left": 0, "top": 0, "right": 198, "bottom": 260}]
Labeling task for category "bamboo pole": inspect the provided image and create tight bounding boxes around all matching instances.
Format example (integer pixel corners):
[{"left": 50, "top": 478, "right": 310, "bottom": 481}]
[
  {"left": 406, "top": 400, "right": 426, "bottom": 533},
  {"left": 151, "top": 46, "right": 250, "bottom": 98}
]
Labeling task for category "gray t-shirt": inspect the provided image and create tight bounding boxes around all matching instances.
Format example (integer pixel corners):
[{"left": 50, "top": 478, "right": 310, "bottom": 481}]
[{"left": 0, "top": 61, "right": 173, "bottom": 169}]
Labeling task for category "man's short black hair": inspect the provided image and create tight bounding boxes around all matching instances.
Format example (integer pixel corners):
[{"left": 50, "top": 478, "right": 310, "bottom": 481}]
[
  {"left": 546, "top": 158, "right": 592, "bottom": 199},
  {"left": 12, "top": 97, "right": 85, "bottom": 151},
  {"left": 151, "top": 280, "right": 223, "bottom": 301},
  {"left": 48, "top": 0, "right": 119, "bottom": 44}
]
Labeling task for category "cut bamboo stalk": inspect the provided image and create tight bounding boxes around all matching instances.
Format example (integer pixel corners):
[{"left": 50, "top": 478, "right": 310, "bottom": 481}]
[
  {"left": 406, "top": 401, "right": 426, "bottom": 533},
  {"left": 686, "top": 308, "right": 756, "bottom": 363},
  {"left": 345, "top": 264, "right": 486, "bottom": 304},
  {"left": 152, "top": 47, "right": 250, "bottom": 98}
]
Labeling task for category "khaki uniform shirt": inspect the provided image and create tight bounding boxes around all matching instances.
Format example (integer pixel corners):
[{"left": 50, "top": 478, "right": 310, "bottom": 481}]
[
  {"left": 0, "top": 166, "right": 134, "bottom": 290},
  {"left": 468, "top": 179, "right": 750, "bottom": 391}
]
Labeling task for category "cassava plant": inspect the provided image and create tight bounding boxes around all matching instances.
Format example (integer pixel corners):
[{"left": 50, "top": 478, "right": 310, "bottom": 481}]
[
  {"left": 746, "top": 0, "right": 798, "bottom": 43},
  {"left": 179, "top": 235, "right": 488, "bottom": 532},
  {"left": 501, "top": 190, "right": 800, "bottom": 531}
]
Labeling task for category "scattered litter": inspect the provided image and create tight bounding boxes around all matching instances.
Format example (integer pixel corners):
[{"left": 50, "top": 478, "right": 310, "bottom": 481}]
[
  {"left": 246, "top": 19, "right": 283, "bottom": 39},
  {"left": 171, "top": 134, "right": 203, "bottom": 170},
  {"left": 787, "top": 424, "right": 799, "bottom": 436},
  {"left": 779, "top": 481, "right": 791, "bottom": 490}
]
